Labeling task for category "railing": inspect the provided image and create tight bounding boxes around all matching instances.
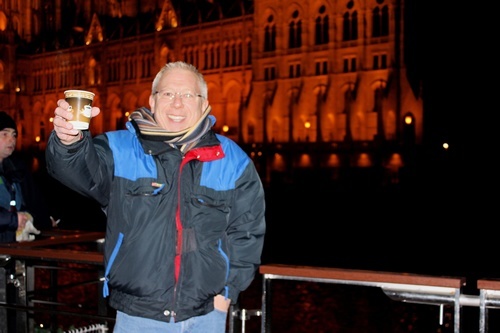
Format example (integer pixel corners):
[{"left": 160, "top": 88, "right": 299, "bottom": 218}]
[
  {"left": 1, "top": 231, "right": 499, "bottom": 332},
  {"left": 477, "top": 279, "right": 500, "bottom": 333},
  {"left": 0, "top": 230, "right": 111, "bottom": 332},
  {"left": 259, "top": 264, "right": 471, "bottom": 333}
]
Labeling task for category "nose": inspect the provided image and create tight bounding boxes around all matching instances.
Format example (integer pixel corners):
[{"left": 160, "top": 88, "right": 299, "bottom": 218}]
[{"left": 171, "top": 94, "right": 184, "bottom": 106}]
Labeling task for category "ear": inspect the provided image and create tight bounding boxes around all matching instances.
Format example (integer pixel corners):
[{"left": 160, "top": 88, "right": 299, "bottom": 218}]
[{"left": 149, "top": 95, "right": 155, "bottom": 113}]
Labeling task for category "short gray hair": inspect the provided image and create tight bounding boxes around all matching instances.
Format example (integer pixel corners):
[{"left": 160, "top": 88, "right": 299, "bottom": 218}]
[{"left": 151, "top": 61, "right": 208, "bottom": 98}]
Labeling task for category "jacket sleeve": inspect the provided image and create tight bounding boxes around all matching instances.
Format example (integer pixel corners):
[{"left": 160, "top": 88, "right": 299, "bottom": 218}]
[
  {"left": 0, "top": 208, "right": 17, "bottom": 232},
  {"left": 225, "top": 161, "right": 266, "bottom": 303},
  {"left": 45, "top": 130, "right": 114, "bottom": 208}
]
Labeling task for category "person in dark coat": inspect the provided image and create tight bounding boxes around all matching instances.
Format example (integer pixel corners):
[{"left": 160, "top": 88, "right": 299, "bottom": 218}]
[{"left": 0, "top": 111, "right": 52, "bottom": 243}]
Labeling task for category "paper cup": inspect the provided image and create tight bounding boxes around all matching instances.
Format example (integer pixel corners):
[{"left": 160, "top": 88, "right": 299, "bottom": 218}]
[{"left": 64, "top": 90, "right": 95, "bottom": 130}]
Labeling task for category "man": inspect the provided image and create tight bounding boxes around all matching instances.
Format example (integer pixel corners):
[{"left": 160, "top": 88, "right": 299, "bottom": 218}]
[
  {"left": 0, "top": 111, "right": 51, "bottom": 243},
  {"left": 45, "top": 61, "right": 266, "bottom": 332}
]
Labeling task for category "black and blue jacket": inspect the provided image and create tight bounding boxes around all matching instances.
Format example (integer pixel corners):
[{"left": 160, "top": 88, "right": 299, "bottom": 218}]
[{"left": 45, "top": 122, "right": 266, "bottom": 323}]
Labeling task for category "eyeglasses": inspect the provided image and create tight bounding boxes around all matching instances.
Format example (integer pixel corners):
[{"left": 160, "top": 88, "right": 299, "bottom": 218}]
[{"left": 154, "top": 90, "right": 204, "bottom": 101}]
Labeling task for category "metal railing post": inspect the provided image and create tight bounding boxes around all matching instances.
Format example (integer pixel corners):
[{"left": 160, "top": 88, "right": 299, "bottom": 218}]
[{"left": 0, "top": 255, "right": 10, "bottom": 332}]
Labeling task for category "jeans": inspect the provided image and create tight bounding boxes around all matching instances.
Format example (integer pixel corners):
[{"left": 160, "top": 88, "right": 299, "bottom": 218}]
[{"left": 113, "top": 309, "right": 228, "bottom": 333}]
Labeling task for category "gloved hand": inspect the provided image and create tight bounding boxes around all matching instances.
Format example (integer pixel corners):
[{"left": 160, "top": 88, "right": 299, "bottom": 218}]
[{"left": 16, "top": 212, "right": 41, "bottom": 242}]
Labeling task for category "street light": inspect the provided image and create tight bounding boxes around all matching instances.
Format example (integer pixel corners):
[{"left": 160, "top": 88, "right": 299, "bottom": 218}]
[
  {"left": 404, "top": 115, "right": 412, "bottom": 125},
  {"left": 304, "top": 121, "right": 311, "bottom": 141}
]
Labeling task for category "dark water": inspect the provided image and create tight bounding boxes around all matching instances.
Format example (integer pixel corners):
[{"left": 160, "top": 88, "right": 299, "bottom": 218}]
[
  {"left": 254, "top": 178, "right": 497, "bottom": 332},
  {"left": 235, "top": 276, "right": 463, "bottom": 333},
  {"left": 30, "top": 152, "right": 497, "bottom": 332}
]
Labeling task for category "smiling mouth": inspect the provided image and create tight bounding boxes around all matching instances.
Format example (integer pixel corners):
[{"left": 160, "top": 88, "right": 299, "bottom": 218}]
[{"left": 168, "top": 115, "right": 185, "bottom": 122}]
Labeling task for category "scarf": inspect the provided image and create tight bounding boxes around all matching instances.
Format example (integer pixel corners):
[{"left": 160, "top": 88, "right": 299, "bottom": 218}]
[{"left": 129, "top": 105, "right": 214, "bottom": 154}]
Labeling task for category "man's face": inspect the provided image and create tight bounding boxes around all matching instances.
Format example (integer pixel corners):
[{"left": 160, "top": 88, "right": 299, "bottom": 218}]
[
  {"left": 0, "top": 128, "right": 17, "bottom": 160},
  {"left": 149, "top": 69, "right": 208, "bottom": 132}
]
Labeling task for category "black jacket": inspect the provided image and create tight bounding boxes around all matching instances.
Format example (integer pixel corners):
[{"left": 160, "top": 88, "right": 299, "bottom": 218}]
[
  {"left": 45, "top": 126, "right": 266, "bottom": 322},
  {"left": 0, "top": 154, "right": 51, "bottom": 243}
]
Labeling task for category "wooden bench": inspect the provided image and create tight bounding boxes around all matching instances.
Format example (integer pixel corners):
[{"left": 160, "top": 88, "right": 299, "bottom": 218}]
[
  {"left": 477, "top": 279, "right": 500, "bottom": 333},
  {"left": 260, "top": 264, "right": 466, "bottom": 333}
]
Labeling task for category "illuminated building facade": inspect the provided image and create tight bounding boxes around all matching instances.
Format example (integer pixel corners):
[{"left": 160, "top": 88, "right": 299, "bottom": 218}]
[{"left": 0, "top": 0, "right": 422, "bottom": 185}]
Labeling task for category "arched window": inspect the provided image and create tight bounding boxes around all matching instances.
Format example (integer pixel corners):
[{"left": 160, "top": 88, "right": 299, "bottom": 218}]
[
  {"left": 374, "top": 87, "right": 384, "bottom": 113},
  {"left": 232, "top": 43, "right": 237, "bottom": 66},
  {"left": 315, "top": 5, "right": 329, "bottom": 45},
  {"left": 343, "top": 89, "right": 354, "bottom": 114},
  {"left": 89, "top": 58, "right": 97, "bottom": 86},
  {"left": 264, "top": 15, "right": 276, "bottom": 52},
  {"left": 0, "top": 62, "right": 5, "bottom": 89},
  {"left": 203, "top": 47, "right": 208, "bottom": 70},
  {"left": 342, "top": 9, "right": 358, "bottom": 41},
  {"left": 247, "top": 123, "right": 255, "bottom": 142},
  {"left": 225, "top": 44, "right": 230, "bottom": 66},
  {"left": 247, "top": 40, "right": 252, "bottom": 64},
  {"left": 372, "top": 1, "right": 389, "bottom": 37},
  {"left": 288, "top": 10, "right": 302, "bottom": 49},
  {"left": 40, "top": 121, "right": 46, "bottom": 141}
]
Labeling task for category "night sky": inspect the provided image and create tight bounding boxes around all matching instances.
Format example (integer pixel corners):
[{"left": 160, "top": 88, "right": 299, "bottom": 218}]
[{"left": 412, "top": 1, "right": 486, "bottom": 203}]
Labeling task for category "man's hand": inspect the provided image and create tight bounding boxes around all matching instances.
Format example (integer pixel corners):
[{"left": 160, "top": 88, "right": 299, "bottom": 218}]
[
  {"left": 53, "top": 99, "right": 100, "bottom": 145},
  {"left": 16, "top": 212, "right": 28, "bottom": 232},
  {"left": 16, "top": 213, "right": 41, "bottom": 242},
  {"left": 214, "top": 294, "right": 231, "bottom": 313}
]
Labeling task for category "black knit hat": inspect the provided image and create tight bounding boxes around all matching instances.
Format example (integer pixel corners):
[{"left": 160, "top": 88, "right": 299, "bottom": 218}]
[{"left": 0, "top": 111, "right": 17, "bottom": 132}]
